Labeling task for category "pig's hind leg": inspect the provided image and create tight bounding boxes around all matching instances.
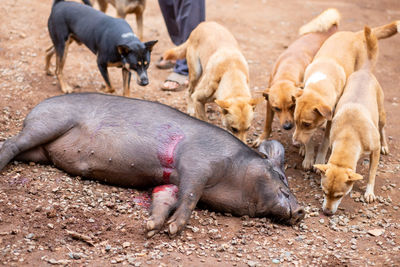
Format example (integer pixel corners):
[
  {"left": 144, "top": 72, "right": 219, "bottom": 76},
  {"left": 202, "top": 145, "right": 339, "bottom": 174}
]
[
  {"left": 146, "top": 185, "right": 178, "bottom": 238},
  {"left": 0, "top": 119, "right": 75, "bottom": 172}
]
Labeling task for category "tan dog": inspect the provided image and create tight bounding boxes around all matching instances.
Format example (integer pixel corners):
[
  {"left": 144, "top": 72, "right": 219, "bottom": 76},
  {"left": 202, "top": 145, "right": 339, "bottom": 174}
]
[
  {"left": 293, "top": 20, "right": 399, "bottom": 170},
  {"left": 92, "top": 0, "right": 145, "bottom": 40},
  {"left": 314, "top": 26, "right": 389, "bottom": 215},
  {"left": 254, "top": 8, "right": 340, "bottom": 147},
  {"left": 163, "top": 22, "right": 261, "bottom": 143}
]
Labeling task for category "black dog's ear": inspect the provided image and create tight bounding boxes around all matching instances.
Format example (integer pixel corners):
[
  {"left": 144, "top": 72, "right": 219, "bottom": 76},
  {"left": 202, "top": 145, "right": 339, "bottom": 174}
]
[
  {"left": 117, "top": 45, "right": 131, "bottom": 56},
  {"left": 145, "top": 40, "right": 158, "bottom": 52}
]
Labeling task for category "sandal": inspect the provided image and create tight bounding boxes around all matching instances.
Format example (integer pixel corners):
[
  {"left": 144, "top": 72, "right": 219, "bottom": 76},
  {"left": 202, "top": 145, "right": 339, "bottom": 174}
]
[
  {"left": 156, "top": 57, "right": 176, "bottom": 69},
  {"left": 160, "top": 72, "right": 188, "bottom": 91}
]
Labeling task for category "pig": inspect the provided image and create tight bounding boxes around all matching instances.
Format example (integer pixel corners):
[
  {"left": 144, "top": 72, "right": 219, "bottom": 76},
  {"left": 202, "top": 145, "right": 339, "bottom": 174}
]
[{"left": 0, "top": 93, "right": 304, "bottom": 237}]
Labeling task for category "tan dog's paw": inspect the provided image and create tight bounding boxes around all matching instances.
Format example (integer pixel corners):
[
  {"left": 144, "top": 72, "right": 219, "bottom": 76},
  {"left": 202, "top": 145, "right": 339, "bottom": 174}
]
[
  {"left": 61, "top": 84, "right": 74, "bottom": 94},
  {"left": 364, "top": 191, "right": 376, "bottom": 203},
  {"left": 381, "top": 145, "right": 389, "bottom": 155},
  {"left": 364, "top": 184, "right": 376, "bottom": 203},
  {"left": 302, "top": 157, "right": 314, "bottom": 170},
  {"left": 299, "top": 145, "right": 305, "bottom": 157},
  {"left": 46, "top": 69, "right": 54, "bottom": 76},
  {"left": 252, "top": 137, "right": 264, "bottom": 148},
  {"left": 187, "top": 106, "right": 195, "bottom": 117}
]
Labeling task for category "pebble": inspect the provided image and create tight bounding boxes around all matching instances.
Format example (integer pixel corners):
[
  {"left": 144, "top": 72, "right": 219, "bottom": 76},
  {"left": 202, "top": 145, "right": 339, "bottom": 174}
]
[
  {"left": 272, "top": 259, "right": 280, "bottom": 264},
  {"left": 368, "top": 229, "right": 385, "bottom": 237}
]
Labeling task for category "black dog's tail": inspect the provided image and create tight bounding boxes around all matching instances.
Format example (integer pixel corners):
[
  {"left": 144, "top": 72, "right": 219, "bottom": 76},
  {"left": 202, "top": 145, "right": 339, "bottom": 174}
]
[{"left": 53, "top": 0, "right": 92, "bottom": 6}]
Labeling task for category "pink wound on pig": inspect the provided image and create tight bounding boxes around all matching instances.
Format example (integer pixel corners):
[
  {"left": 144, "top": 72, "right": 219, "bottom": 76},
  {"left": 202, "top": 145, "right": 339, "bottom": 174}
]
[
  {"left": 152, "top": 184, "right": 179, "bottom": 199},
  {"left": 157, "top": 124, "right": 184, "bottom": 184}
]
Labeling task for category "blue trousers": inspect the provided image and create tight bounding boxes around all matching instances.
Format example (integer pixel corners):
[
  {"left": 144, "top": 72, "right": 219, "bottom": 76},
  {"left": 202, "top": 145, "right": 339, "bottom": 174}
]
[{"left": 158, "top": 0, "right": 205, "bottom": 75}]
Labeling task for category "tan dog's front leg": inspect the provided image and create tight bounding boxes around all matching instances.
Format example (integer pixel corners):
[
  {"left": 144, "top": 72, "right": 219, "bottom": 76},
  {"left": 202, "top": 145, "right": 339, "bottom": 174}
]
[
  {"left": 192, "top": 97, "right": 207, "bottom": 120},
  {"left": 135, "top": 11, "right": 144, "bottom": 41},
  {"left": 364, "top": 148, "right": 380, "bottom": 203},
  {"left": 253, "top": 101, "right": 274, "bottom": 147},
  {"left": 378, "top": 107, "right": 389, "bottom": 155},
  {"left": 315, "top": 120, "right": 332, "bottom": 165},
  {"left": 302, "top": 139, "right": 315, "bottom": 170}
]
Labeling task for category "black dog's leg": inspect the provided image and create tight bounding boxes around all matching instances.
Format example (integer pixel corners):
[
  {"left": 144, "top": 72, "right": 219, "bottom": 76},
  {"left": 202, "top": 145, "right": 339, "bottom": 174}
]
[
  {"left": 55, "top": 37, "right": 74, "bottom": 94},
  {"left": 45, "top": 45, "right": 56, "bottom": 76},
  {"left": 97, "top": 61, "right": 114, "bottom": 93},
  {"left": 122, "top": 68, "right": 132, "bottom": 97}
]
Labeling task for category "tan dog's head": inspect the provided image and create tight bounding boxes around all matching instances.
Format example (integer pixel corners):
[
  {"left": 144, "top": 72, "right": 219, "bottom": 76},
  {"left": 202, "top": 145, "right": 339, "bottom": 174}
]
[
  {"left": 263, "top": 81, "right": 303, "bottom": 131},
  {"left": 215, "top": 97, "right": 262, "bottom": 142},
  {"left": 314, "top": 164, "right": 363, "bottom": 215},
  {"left": 292, "top": 89, "right": 332, "bottom": 144}
]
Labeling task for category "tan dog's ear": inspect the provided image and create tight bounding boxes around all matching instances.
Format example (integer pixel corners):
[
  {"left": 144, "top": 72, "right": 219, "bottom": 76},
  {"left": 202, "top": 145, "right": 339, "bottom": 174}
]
[
  {"left": 294, "top": 88, "right": 303, "bottom": 98},
  {"left": 314, "top": 164, "right": 329, "bottom": 174},
  {"left": 262, "top": 88, "right": 270, "bottom": 100},
  {"left": 346, "top": 170, "right": 363, "bottom": 181},
  {"left": 296, "top": 82, "right": 304, "bottom": 89},
  {"left": 314, "top": 104, "right": 332, "bottom": 120},
  {"left": 215, "top": 99, "right": 231, "bottom": 109},
  {"left": 249, "top": 97, "right": 264, "bottom": 110}
]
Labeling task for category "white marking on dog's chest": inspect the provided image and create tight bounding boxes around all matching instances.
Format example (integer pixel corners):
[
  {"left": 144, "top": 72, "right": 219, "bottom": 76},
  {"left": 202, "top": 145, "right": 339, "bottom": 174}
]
[
  {"left": 121, "top": 32, "right": 136, "bottom": 39},
  {"left": 305, "top": 72, "right": 327, "bottom": 87}
]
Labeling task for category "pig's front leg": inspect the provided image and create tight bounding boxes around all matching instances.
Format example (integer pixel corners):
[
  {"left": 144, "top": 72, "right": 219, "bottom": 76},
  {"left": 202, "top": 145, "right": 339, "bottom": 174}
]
[
  {"left": 167, "top": 174, "right": 207, "bottom": 237},
  {"left": 146, "top": 185, "right": 179, "bottom": 238}
]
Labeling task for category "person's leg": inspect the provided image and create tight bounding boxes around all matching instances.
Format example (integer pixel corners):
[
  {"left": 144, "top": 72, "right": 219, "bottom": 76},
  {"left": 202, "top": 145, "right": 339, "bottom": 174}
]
[{"left": 160, "top": 0, "right": 205, "bottom": 90}]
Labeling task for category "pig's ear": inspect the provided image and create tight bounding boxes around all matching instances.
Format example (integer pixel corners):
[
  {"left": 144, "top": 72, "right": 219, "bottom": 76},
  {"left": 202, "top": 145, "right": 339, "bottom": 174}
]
[
  {"left": 215, "top": 100, "right": 231, "bottom": 109},
  {"left": 258, "top": 140, "right": 285, "bottom": 170},
  {"left": 346, "top": 170, "right": 363, "bottom": 181},
  {"left": 313, "top": 164, "right": 329, "bottom": 175}
]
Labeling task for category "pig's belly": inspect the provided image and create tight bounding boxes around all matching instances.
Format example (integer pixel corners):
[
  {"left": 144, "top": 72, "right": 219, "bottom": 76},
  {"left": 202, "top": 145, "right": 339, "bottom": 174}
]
[{"left": 43, "top": 127, "right": 167, "bottom": 187}]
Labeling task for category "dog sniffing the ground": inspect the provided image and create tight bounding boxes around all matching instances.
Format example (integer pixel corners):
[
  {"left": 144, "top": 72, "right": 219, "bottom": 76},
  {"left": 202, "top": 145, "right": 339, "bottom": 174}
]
[
  {"left": 254, "top": 8, "right": 340, "bottom": 147},
  {"left": 293, "top": 20, "right": 399, "bottom": 170},
  {"left": 45, "top": 0, "right": 156, "bottom": 96},
  {"left": 314, "top": 26, "right": 389, "bottom": 215},
  {"left": 88, "top": 0, "right": 145, "bottom": 40},
  {"left": 163, "top": 21, "right": 261, "bottom": 143}
]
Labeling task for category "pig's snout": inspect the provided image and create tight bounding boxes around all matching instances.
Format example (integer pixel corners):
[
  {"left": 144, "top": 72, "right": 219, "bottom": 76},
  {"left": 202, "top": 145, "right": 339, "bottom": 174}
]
[
  {"left": 280, "top": 187, "right": 305, "bottom": 225},
  {"left": 289, "top": 206, "right": 305, "bottom": 225}
]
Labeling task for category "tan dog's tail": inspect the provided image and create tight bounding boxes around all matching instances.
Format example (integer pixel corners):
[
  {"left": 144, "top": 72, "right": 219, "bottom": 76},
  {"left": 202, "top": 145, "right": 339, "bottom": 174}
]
[
  {"left": 371, "top": 20, "right": 400, "bottom": 40},
  {"left": 163, "top": 41, "right": 188, "bottom": 61},
  {"left": 363, "top": 26, "right": 379, "bottom": 71},
  {"left": 298, "top": 8, "right": 341, "bottom": 35}
]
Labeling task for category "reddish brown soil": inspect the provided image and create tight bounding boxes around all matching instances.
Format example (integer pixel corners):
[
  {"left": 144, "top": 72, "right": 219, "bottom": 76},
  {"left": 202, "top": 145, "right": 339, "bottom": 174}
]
[{"left": 0, "top": 0, "right": 399, "bottom": 266}]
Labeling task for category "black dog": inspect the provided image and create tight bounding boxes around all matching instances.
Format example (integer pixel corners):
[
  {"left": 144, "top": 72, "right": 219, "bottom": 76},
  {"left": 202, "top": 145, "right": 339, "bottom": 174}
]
[{"left": 45, "top": 0, "right": 157, "bottom": 96}]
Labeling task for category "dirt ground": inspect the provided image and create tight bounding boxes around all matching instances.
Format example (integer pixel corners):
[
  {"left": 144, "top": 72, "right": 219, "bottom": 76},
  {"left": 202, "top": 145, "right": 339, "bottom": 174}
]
[{"left": 0, "top": 0, "right": 399, "bottom": 266}]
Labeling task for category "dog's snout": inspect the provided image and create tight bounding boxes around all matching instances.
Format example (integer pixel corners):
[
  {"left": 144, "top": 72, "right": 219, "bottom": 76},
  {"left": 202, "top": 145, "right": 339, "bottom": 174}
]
[
  {"left": 139, "top": 78, "right": 149, "bottom": 86},
  {"left": 283, "top": 122, "right": 293, "bottom": 130},
  {"left": 323, "top": 208, "right": 334, "bottom": 216}
]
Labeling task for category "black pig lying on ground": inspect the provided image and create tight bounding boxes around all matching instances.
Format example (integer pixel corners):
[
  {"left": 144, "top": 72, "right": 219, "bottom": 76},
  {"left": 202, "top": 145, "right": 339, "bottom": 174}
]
[{"left": 0, "top": 93, "right": 304, "bottom": 237}]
